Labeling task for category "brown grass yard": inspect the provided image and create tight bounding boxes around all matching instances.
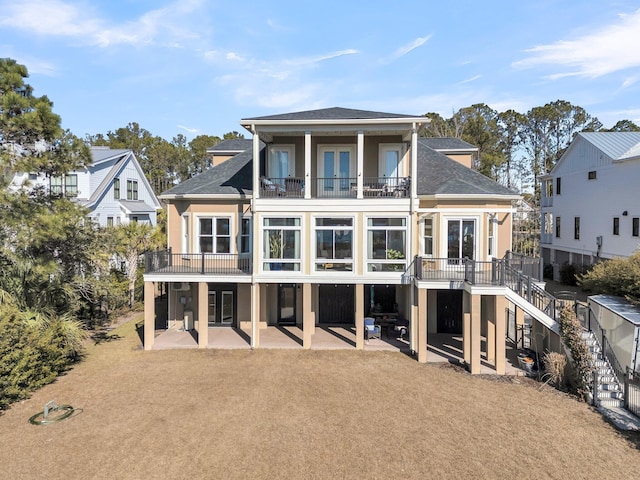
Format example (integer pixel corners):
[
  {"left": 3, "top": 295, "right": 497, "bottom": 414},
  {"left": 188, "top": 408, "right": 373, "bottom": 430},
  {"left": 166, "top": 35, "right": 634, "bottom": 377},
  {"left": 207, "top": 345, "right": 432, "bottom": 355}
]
[{"left": 1, "top": 316, "right": 638, "bottom": 480}]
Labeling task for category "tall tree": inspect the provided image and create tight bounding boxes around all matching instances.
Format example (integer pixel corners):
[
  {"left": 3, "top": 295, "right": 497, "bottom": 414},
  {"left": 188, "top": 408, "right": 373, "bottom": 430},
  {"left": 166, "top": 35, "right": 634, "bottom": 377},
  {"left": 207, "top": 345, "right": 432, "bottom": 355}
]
[
  {"left": 188, "top": 134, "right": 222, "bottom": 177},
  {"left": 497, "top": 109, "right": 526, "bottom": 189},
  {"left": 604, "top": 119, "right": 640, "bottom": 132},
  {"left": 452, "top": 104, "right": 504, "bottom": 179}
]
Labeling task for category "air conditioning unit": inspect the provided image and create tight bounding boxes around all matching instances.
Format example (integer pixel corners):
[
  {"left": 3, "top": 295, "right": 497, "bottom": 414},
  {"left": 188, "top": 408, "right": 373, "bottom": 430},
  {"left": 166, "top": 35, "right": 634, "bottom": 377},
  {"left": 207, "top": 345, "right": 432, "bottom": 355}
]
[{"left": 172, "top": 282, "right": 190, "bottom": 291}]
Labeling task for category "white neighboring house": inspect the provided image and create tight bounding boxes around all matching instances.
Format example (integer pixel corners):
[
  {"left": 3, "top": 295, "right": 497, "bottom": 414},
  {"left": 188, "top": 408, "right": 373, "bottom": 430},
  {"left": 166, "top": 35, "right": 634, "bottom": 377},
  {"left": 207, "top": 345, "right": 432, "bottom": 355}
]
[
  {"left": 11, "top": 147, "right": 162, "bottom": 227},
  {"left": 540, "top": 132, "right": 640, "bottom": 279}
]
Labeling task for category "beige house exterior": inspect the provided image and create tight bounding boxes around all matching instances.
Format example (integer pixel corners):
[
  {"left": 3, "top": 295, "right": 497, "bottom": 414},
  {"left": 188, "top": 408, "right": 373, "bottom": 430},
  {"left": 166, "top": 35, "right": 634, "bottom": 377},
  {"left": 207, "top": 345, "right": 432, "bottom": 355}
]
[{"left": 144, "top": 107, "right": 552, "bottom": 374}]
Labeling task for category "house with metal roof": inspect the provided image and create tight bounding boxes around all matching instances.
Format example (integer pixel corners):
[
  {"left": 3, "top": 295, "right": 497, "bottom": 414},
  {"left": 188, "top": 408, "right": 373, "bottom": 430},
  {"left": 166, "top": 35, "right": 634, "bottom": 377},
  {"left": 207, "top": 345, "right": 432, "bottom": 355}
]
[
  {"left": 540, "top": 132, "right": 640, "bottom": 279},
  {"left": 143, "top": 107, "right": 534, "bottom": 374},
  {"left": 11, "top": 147, "right": 162, "bottom": 227}
]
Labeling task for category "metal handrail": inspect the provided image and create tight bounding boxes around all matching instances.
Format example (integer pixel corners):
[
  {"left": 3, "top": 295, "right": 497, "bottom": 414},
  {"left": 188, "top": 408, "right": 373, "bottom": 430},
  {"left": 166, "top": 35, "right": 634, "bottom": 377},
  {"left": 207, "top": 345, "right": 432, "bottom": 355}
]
[{"left": 145, "top": 250, "right": 252, "bottom": 275}]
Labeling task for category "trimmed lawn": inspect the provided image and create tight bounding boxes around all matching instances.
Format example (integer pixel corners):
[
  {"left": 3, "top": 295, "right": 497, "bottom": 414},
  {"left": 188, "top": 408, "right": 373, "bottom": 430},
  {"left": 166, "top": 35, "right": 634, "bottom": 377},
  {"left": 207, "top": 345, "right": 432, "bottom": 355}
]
[{"left": 1, "top": 317, "right": 638, "bottom": 479}]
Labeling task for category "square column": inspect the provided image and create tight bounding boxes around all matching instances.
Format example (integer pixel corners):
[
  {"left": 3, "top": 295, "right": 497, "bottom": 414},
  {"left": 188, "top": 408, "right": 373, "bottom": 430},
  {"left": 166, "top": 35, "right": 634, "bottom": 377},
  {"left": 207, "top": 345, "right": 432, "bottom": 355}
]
[
  {"left": 417, "top": 287, "right": 428, "bottom": 363},
  {"left": 470, "top": 293, "right": 482, "bottom": 374},
  {"left": 355, "top": 283, "right": 364, "bottom": 350},
  {"left": 462, "top": 291, "right": 471, "bottom": 364},
  {"left": 304, "top": 132, "right": 311, "bottom": 199},
  {"left": 303, "top": 283, "right": 313, "bottom": 349},
  {"left": 356, "top": 131, "right": 364, "bottom": 199},
  {"left": 144, "top": 281, "right": 155, "bottom": 350},
  {"left": 198, "top": 282, "right": 208, "bottom": 348},
  {"left": 251, "top": 283, "right": 260, "bottom": 348},
  {"left": 486, "top": 296, "right": 496, "bottom": 363},
  {"left": 494, "top": 295, "right": 507, "bottom": 375}
]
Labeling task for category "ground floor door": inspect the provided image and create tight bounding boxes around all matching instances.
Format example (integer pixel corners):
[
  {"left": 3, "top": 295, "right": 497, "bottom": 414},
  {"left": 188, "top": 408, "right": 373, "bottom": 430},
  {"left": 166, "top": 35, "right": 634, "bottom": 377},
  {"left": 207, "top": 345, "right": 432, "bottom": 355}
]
[
  {"left": 278, "top": 284, "right": 297, "bottom": 326},
  {"left": 318, "top": 284, "right": 354, "bottom": 324},
  {"left": 437, "top": 290, "right": 463, "bottom": 334},
  {"left": 208, "top": 284, "right": 236, "bottom": 327}
]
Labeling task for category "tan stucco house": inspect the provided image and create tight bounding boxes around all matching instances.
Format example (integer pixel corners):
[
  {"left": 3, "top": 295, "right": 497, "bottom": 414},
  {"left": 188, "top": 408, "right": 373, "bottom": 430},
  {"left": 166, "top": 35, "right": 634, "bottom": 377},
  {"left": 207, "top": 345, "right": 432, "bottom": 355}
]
[{"left": 143, "top": 107, "right": 536, "bottom": 374}]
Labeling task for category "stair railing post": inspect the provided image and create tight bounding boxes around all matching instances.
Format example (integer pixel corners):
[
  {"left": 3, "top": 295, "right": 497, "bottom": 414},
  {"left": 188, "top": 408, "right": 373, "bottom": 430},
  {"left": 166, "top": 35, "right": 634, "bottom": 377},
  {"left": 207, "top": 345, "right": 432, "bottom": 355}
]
[
  {"left": 592, "top": 368, "right": 599, "bottom": 407},
  {"left": 624, "top": 366, "right": 630, "bottom": 409}
]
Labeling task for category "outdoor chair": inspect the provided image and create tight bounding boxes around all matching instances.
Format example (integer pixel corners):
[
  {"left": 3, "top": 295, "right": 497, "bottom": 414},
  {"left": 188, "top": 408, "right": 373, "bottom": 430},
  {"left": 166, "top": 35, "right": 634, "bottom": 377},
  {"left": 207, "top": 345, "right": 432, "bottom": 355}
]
[
  {"left": 394, "top": 318, "right": 409, "bottom": 341},
  {"left": 364, "top": 317, "right": 381, "bottom": 340},
  {"left": 260, "top": 177, "right": 285, "bottom": 197}
]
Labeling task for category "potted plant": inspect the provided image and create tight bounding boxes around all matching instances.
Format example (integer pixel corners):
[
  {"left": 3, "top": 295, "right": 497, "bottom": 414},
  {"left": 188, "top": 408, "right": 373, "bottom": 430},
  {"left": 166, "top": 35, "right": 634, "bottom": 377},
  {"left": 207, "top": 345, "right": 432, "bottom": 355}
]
[
  {"left": 269, "top": 235, "right": 283, "bottom": 270},
  {"left": 386, "top": 248, "right": 405, "bottom": 271}
]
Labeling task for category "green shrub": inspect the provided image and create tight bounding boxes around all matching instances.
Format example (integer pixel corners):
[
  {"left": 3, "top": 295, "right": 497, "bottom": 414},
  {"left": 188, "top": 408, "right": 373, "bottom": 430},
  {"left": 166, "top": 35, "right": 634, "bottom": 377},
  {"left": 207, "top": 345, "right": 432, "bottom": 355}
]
[
  {"left": 578, "top": 252, "right": 640, "bottom": 303},
  {"left": 557, "top": 305, "right": 592, "bottom": 399},
  {"left": 0, "top": 304, "right": 86, "bottom": 410}
]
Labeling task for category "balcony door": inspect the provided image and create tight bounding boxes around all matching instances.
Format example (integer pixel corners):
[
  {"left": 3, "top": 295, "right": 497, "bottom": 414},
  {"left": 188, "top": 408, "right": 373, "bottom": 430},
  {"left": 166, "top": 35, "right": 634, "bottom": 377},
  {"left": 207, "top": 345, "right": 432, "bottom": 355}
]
[
  {"left": 318, "top": 146, "right": 354, "bottom": 196},
  {"left": 447, "top": 219, "right": 475, "bottom": 264}
]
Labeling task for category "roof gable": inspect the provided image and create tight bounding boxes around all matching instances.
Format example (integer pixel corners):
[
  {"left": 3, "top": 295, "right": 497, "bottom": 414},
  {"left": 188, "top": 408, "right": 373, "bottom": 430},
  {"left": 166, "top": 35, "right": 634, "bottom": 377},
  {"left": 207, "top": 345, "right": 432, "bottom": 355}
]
[{"left": 416, "top": 139, "right": 516, "bottom": 197}]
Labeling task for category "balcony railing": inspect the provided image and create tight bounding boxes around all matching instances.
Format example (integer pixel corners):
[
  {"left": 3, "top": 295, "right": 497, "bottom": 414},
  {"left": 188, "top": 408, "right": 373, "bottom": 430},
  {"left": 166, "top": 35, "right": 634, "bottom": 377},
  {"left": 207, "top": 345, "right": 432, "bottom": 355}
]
[
  {"left": 258, "top": 176, "right": 410, "bottom": 199},
  {"left": 145, "top": 249, "right": 252, "bottom": 275}
]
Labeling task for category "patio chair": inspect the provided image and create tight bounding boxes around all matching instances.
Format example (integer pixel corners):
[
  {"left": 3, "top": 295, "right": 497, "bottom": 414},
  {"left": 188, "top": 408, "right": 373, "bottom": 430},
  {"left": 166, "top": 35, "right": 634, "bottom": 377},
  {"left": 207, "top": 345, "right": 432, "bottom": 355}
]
[
  {"left": 364, "top": 317, "right": 381, "bottom": 340},
  {"left": 394, "top": 318, "right": 409, "bottom": 341},
  {"left": 260, "top": 177, "right": 285, "bottom": 197}
]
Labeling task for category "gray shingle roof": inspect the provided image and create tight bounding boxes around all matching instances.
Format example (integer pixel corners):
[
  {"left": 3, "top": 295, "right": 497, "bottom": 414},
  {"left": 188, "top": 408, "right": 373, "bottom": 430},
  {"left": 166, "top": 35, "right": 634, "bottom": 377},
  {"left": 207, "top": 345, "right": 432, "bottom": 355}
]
[
  {"left": 416, "top": 139, "right": 517, "bottom": 196},
  {"left": 119, "top": 200, "right": 155, "bottom": 214},
  {"left": 242, "top": 107, "right": 420, "bottom": 122},
  {"left": 161, "top": 148, "right": 257, "bottom": 197},
  {"left": 419, "top": 137, "right": 477, "bottom": 151},
  {"left": 207, "top": 138, "right": 252, "bottom": 153}
]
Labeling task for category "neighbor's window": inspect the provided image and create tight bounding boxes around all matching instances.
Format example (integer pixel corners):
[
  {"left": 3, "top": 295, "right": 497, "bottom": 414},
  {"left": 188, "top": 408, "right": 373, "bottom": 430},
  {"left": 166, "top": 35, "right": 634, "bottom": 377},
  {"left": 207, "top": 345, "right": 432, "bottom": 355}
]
[
  {"left": 613, "top": 217, "right": 620, "bottom": 235},
  {"left": 633, "top": 217, "right": 639, "bottom": 237},
  {"left": 64, "top": 174, "right": 78, "bottom": 197},
  {"left": 574, "top": 217, "right": 580, "bottom": 240},
  {"left": 51, "top": 176, "right": 63, "bottom": 195},
  {"left": 199, "top": 217, "right": 231, "bottom": 253},
  {"left": 555, "top": 177, "right": 561, "bottom": 195},
  {"left": 107, "top": 217, "right": 114, "bottom": 227},
  {"left": 114, "top": 178, "right": 120, "bottom": 199},
  {"left": 366, "top": 217, "right": 407, "bottom": 272},
  {"left": 127, "top": 180, "right": 139, "bottom": 200},
  {"left": 588, "top": 171, "right": 597, "bottom": 180},
  {"left": 315, "top": 218, "right": 353, "bottom": 271},
  {"left": 556, "top": 216, "right": 561, "bottom": 238}
]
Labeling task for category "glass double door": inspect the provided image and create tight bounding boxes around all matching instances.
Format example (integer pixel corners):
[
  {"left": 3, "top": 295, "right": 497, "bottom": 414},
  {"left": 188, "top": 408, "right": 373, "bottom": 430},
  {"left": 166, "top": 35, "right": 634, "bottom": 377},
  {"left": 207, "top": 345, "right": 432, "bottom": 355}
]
[
  {"left": 208, "top": 284, "right": 236, "bottom": 326},
  {"left": 447, "top": 220, "right": 475, "bottom": 263}
]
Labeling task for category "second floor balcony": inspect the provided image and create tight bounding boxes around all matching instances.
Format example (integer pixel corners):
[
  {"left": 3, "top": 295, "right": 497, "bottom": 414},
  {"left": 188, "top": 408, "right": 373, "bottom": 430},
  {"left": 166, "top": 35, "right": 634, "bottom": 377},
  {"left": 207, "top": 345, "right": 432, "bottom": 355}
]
[
  {"left": 145, "top": 250, "right": 252, "bottom": 275},
  {"left": 259, "top": 176, "right": 410, "bottom": 199}
]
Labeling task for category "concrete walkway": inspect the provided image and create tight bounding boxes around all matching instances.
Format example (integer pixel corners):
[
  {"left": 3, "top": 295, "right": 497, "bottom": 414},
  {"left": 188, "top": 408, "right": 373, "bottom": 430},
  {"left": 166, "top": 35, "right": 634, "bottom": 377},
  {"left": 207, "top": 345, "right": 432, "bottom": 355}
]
[{"left": 598, "top": 406, "right": 640, "bottom": 432}]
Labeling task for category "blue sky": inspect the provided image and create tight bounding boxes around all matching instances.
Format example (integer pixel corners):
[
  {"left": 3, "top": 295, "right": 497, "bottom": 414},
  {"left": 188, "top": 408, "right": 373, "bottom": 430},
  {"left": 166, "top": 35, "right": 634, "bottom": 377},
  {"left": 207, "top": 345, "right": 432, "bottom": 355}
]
[{"left": 2, "top": 0, "right": 640, "bottom": 141}]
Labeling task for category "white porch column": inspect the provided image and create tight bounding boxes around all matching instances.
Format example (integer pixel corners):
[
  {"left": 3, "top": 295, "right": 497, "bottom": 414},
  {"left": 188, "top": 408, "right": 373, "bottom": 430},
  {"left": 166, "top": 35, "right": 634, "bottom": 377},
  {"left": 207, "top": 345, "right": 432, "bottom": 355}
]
[
  {"left": 410, "top": 126, "right": 418, "bottom": 199},
  {"left": 252, "top": 128, "right": 260, "bottom": 199},
  {"left": 304, "top": 131, "right": 311, "bottom": 199},
  {"left": 357, "top": 131, "right": 364, "bottom": 199}
]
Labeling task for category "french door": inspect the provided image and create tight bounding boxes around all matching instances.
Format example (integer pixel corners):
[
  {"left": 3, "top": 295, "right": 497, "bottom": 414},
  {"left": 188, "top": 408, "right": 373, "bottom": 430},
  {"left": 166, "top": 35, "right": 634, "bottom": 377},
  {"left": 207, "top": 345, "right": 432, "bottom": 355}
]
[{"left": 447, "top": 219, "right": 475, "bottom": 264}]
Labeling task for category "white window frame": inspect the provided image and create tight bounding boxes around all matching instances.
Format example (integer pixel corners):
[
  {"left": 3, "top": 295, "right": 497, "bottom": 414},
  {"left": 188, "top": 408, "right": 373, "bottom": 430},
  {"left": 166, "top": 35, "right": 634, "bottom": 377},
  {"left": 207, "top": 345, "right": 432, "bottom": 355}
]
[
  {"left": 422, "top": 216, "right": 434, "bottom": 257},
  {"left": 441, "top": 216, "right": 479, "bottom": 264},
  {"left": 487, "top": 215, "right": 497, "bottom": 259},
  {"left": 239, "top": 216, "right": 252, "bottom": 254},
  {"left": 378, "top": 143, "right": 405, "bottom": 180},
  {"left": 313, "top": 216, "right": 355, "bottom": 272},
  {"left": 262, "top": 216, "right": 302, "bottom": 272},
  {"left": 127, "top": 179, "right": 139, "bottom": 200},
  {"left": 365, "top": 216, "right": 408, "bottom": 273},
  {"left": 317, "top": 145, "right": 356, "bottom": 194},
  {"left": 196, "top": 215, "right": 233, "bottom": 254},
  {"left": 181, "top": 214, "right": 191, "bottom": 254},
  {"left": 268, "top": 144, "right": 295, "bottom": 179}
]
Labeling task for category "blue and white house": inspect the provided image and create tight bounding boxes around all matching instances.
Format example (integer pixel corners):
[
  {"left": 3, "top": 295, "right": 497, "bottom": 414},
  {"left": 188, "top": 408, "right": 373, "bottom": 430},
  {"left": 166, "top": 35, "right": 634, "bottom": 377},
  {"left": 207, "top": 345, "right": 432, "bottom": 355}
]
[{"left": 11, "top": 147, "right": 161, "bottom": 227}]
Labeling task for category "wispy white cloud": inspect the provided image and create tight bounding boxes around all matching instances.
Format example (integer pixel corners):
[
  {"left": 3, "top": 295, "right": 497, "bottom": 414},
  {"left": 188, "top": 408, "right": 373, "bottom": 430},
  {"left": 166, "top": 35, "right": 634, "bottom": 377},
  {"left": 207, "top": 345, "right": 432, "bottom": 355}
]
[
  {"left": 513, "top": 8, "right": 640, "bottom": 79},
  {"left": 379, "top": 35, "right": 431, "bottom": 64},
  {"left": 177, "top": 124, "right": 199, "bottom": 134},
  {"left": 458, "top": 74, "right": 482, "bottom": 85},
  {"left": 0, "top": 0, "right": 205, "bottom": 48}
]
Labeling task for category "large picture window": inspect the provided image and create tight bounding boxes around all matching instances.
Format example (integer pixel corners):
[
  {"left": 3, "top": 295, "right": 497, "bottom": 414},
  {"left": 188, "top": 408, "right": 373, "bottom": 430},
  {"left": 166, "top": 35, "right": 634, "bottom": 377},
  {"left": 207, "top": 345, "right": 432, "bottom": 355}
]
[
  {"left": 366, "top": 217, "right": 407, "bottom": 272},
  {"left": 315, "top": 218, "right": 353, "bottom": 271},
  {"left": 198, "top": 217, "right": 231, "bottom": 253},
  {"left": 263, "top": 218, "right": 301, "bottom": 271}
]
